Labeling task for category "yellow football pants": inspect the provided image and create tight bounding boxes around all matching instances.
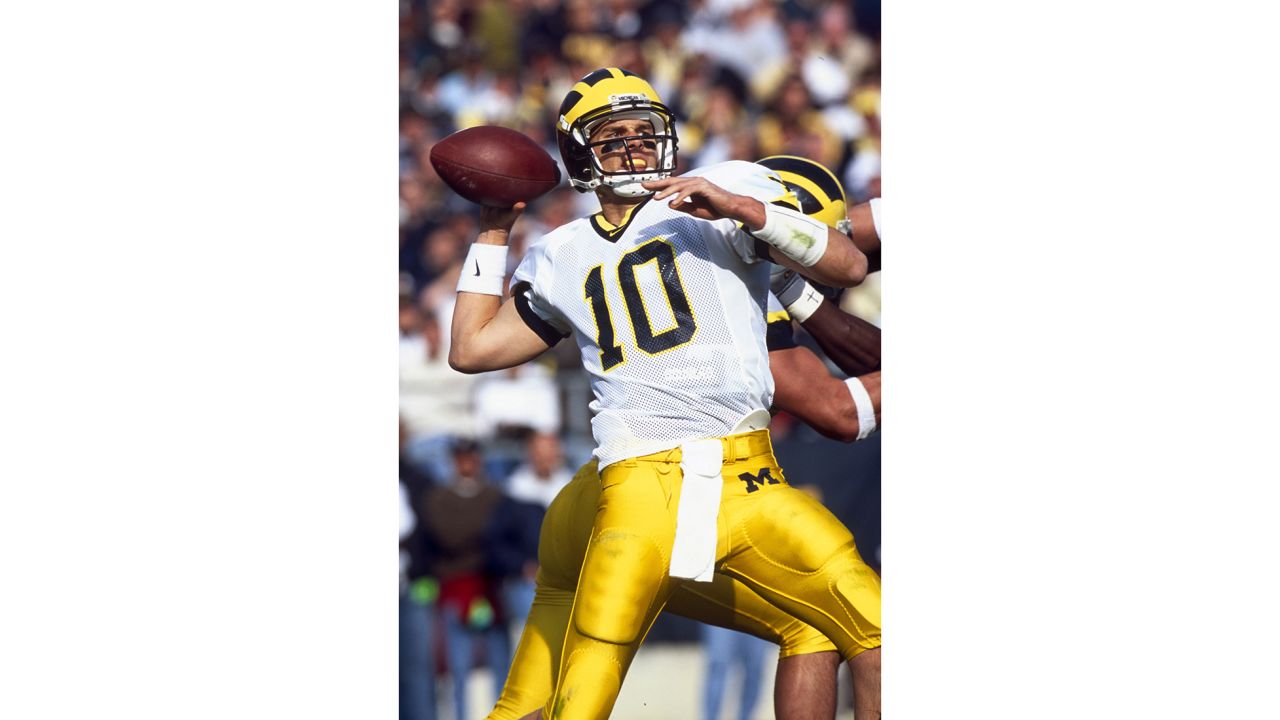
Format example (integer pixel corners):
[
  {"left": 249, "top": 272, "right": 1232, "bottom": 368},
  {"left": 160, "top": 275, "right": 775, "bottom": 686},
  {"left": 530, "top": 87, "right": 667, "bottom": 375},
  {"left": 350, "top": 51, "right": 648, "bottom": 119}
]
[
  {"left": 487, "top": 445, "right": 850, "bottom": 720},
  {"left": 531, "top": 429, "right": 880, "bottom": 720}
]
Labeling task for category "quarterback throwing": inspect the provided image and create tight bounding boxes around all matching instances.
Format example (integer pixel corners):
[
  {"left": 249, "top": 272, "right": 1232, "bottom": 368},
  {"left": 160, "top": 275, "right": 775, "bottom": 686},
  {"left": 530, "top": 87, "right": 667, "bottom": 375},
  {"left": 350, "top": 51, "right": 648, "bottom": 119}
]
[{"left": 449, "top": 68, "right": 880, "bottom": 720}]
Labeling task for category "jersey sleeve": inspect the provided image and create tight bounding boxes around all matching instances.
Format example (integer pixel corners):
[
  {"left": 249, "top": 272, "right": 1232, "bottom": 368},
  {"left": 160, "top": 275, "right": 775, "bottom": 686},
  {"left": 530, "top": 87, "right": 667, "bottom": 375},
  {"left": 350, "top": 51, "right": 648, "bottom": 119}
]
[
  {"left": 696, "top": 161, "right": 802, "bottom": 264},
  {"left": 764, "top": 291, "right": 797, "bottom": 351},
  {"left": 511, "top": 236, "right": 571, "bottom": 346}
]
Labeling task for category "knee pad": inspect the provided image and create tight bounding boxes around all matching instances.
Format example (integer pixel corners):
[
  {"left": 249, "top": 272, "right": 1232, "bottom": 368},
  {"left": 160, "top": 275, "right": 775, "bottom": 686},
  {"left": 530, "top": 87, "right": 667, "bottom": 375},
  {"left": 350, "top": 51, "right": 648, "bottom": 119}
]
[
  {"left": 548, "top": 645, "right": 624, "bottom": 720},
  {"left": 823, "top": 542, "right": 882, "bottom": 658}
]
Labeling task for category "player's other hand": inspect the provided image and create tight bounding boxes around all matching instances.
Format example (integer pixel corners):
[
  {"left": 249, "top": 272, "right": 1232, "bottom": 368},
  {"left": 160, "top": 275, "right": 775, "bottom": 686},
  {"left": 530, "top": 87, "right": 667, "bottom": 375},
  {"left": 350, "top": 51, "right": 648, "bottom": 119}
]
[
  {"left": 643, "top": 177, "right": 763, "bottom": 227},
  {"left": 477, "top": 201, "right": 527, "bottom": 243}
]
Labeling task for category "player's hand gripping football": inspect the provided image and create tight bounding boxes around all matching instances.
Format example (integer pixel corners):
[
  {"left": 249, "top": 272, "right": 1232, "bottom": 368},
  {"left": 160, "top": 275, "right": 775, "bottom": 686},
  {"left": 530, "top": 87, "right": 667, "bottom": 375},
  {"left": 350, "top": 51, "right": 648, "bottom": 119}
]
[
  {"left": 643, "top": 176, "right": 767, "bottom": 230},
  {"left": 476, "top": 202, "right": 527, "bottom": 245}
]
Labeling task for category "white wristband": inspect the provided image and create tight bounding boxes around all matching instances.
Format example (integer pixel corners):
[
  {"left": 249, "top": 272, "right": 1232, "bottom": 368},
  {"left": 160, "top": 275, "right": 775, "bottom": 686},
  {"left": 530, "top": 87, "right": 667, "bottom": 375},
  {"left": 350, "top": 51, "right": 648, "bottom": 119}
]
[
  {"left": 455, "top": 243, "right": 508, "bottom": 296},
  {"left": 753, "top": 203, "right": 829, "bottom": 267},
  {"left": 783, "top": 280, "right": 824, "bottom": 323},
  {"left": 868, "top": 198, "right": 882, "bottom": 240},
  {"left": 844, "top": 377, "right": 877, "bottom": 441}
]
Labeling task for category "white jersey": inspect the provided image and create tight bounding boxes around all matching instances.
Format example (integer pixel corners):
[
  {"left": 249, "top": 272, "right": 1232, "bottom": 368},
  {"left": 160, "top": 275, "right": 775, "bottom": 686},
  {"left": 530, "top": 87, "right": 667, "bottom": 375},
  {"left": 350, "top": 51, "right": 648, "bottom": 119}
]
[{"left": 512, "top": 160, "right": 797, "bottom": 468}]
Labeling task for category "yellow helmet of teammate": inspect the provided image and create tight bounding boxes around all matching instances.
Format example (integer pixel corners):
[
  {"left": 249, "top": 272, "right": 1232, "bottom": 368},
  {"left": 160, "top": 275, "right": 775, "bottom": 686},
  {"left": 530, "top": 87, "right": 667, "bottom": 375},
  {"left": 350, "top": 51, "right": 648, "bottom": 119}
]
[
  {"left": 756, "top": 155, "right": 852, "bottom": 235},
  {"left": 556, "top": 68, "right": 678, "bottom": 197}
]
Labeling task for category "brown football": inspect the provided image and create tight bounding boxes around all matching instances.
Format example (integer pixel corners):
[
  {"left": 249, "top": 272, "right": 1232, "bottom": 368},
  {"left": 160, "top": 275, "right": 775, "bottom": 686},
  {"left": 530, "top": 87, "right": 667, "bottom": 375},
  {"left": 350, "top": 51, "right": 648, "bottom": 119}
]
[{"left": 429, "top": 125, "right": 562, "bottom": 207}]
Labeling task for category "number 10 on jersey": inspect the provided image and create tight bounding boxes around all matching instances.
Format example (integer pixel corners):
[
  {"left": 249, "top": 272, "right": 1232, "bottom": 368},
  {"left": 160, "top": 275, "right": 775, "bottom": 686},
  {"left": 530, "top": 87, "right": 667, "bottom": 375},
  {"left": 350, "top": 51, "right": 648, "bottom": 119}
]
[{"left": 583, "top": 238, "right": 697, "bottom": 371}]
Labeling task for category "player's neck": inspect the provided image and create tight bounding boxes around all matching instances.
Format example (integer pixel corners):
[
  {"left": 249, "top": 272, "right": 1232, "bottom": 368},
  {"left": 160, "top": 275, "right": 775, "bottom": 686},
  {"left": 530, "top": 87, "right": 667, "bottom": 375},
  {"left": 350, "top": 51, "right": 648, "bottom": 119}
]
[{"left": 596, "top": 189, "right": 649, "bottom": 226}]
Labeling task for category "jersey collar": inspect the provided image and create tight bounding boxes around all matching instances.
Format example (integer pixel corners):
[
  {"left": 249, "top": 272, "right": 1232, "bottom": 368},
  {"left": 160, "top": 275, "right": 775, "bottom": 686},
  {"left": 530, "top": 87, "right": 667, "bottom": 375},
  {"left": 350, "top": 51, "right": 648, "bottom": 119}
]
[{"left": 589, "top": 198, "right": 650, "bottom": 242}]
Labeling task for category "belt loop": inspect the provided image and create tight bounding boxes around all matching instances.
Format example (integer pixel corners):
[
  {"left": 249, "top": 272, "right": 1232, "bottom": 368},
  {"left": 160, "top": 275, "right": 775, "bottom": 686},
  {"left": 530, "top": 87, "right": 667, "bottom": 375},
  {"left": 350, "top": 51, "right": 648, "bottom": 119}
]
[{"left": 734, "top": 436, "right": 750, "bottom": 462}]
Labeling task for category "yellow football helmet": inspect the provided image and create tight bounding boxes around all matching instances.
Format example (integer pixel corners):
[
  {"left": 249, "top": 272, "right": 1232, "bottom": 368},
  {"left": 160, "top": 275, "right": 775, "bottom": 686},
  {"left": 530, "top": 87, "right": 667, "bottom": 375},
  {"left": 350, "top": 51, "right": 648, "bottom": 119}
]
[
  {"left": 556, "top": 68, "right": 678, "bottom": 197},
  {"left": 756, "top": 155, "right": 852, "bottom": 235}
]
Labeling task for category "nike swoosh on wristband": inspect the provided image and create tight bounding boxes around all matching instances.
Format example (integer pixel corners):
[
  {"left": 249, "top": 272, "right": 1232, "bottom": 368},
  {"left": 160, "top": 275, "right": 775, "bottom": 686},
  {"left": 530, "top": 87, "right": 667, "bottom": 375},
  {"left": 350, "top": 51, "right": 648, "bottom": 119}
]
[{"left": 473, "top": 261, "right": 481, "bottom": 276}]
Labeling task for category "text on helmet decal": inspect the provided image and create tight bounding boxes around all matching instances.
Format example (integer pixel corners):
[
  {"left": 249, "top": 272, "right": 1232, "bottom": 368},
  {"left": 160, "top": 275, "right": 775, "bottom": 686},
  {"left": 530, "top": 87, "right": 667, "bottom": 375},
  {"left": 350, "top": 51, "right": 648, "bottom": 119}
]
[{"left": 609, "top": 93, "right": 649, "bottom": 104}]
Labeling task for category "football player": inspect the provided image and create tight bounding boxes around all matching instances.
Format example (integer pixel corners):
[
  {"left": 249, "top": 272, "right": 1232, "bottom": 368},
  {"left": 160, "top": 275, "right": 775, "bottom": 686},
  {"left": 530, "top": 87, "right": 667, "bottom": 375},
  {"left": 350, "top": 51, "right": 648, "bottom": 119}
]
[
  {"left": 449, "top": 68, "right": 878, "bottom": 720},
  {"left": 487, "top": 156, "right": 882, "bottom": 720}
]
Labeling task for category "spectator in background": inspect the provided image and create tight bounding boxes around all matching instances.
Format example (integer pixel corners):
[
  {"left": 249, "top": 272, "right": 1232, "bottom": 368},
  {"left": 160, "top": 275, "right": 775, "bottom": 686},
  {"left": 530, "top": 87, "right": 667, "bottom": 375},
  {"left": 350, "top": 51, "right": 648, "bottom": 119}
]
[
  {"left": 400, "top": 418, "right": 438, "bottom": 720},
  {"left": 437, "top": 45, "right": 497, "bottom": 126},
  {"left": 561, "top": 0, "right": 613, "bottom": 68},
  {"left": 520, "top": 0, "right": 569, "bottom": 63},
  {"left": 702, "top": 626, "right": 772, "bottom": 720},
  {"left": 684, "top": 78, "right": 750, "bottom": 167},
  {"left": 400, "top": 289, "right": 478, "bottom": 487},
  {"left": 682, "top": 0, "right": 786, "bottom": 91},
  {"left": 489, "top": 432, "right": 570, "bottom": 638},
  {"left": 454, "top": 72, "right": 521, "bottom": 129},
  {"left": 505, "top": 432, "right": 572, "bottom": 510},
  {"left": 810, "top": 1, "right": 878, "bottom": 97},
  {"left": 840, "top": 69, "right": 881, "bottom": 328},
  {"left": 469, "top": 0, "right": 523, "bottom": 75},
  {"left": 843, "top": 67, "right": 882, "bottom": 203},
  {"left": 605, "top": 0, "right": 644, "bottom": 40},
  {"left": 417, "top": 438, "right": 511, "bottom": 720},
  {"left": 639, "top": 3, "right": 689, "bottom": 102},
  {"left": 472, "top": 362, "right": 561, "bottom": 442},
  {"left": 756, "top": 73, "right": 843, "bottom": 171}
]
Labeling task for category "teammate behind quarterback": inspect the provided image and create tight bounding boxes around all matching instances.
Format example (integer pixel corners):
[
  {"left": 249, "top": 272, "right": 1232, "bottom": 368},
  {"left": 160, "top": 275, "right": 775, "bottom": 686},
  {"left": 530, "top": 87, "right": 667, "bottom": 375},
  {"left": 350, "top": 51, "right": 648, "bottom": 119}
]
[{"left": 449, "top": 68, "right": 880, "bottom": 719}]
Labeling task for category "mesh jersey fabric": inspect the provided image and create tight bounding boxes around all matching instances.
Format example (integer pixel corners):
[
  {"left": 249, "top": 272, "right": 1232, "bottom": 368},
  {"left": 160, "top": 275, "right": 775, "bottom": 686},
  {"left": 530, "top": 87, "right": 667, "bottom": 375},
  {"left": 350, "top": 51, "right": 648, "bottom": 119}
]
[{"left": 512, "top": 160, "right": 797, "bottom": 467}]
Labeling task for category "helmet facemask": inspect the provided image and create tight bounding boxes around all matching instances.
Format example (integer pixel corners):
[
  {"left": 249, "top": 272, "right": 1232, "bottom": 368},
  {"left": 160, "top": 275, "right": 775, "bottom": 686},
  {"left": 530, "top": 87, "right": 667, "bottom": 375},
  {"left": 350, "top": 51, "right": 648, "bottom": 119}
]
[{"left": 585, "top": 110, "right": 678, "bottom": 197}]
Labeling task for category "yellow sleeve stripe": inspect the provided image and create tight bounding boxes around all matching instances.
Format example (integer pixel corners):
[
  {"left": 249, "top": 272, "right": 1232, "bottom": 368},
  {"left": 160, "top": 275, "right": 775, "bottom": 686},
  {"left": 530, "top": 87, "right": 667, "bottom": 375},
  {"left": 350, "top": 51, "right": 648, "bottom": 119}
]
[{"left": 766, "top": 310, "right": 791, "bottom": 324}]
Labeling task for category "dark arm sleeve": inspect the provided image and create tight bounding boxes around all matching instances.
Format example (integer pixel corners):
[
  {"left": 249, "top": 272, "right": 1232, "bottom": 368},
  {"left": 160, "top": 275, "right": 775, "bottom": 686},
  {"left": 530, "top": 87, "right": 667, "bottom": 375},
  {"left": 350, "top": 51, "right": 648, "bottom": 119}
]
[{"left": 511, "top": 280, "right": 569, "bottom": 347}]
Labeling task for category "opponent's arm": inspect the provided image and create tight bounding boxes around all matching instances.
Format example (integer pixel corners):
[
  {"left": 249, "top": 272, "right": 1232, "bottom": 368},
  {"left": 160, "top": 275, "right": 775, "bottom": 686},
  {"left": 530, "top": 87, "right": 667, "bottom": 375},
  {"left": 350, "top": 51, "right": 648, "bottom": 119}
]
[
  {"left": 801, "top": 298, "right": 882, "bottom": 376},
  {"left": 448, "top": 203, "right": 556, "bottom": 374},
  {"left": 643, "top": 176, "right": 867, "bottom": 288},
  {"left": 771, "top": 346, "right": 881, "bottom": 442},
  {"left": 771, "top": 269, "right": 880, "bottom": 376}
]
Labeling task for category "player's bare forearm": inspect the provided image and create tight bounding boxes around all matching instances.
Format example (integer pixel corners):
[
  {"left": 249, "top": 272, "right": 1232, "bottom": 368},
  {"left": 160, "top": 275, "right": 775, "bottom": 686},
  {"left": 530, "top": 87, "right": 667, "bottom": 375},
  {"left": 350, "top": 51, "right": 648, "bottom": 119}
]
[
  {"left": 449, "top": 294, "right": 552, "bottom": 373},
  {"left": 767, "top": 229, "right": 867, "bottom": 288},
  {"left": 770, "top": 346, "right": 863, "bottom": 442},
  {"left": 449, "top": 201, "right": 551, "bottom": 373},
  {"left": 802, "top": 300, "right": 881, "bottom": 375}
]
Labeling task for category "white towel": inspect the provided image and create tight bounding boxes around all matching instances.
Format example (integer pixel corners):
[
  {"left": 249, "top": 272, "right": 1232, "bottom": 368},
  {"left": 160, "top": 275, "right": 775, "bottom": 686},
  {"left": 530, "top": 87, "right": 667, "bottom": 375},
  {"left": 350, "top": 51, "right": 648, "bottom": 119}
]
[{"left": 669, "top": 439, "right": 723, "bottom": 582}]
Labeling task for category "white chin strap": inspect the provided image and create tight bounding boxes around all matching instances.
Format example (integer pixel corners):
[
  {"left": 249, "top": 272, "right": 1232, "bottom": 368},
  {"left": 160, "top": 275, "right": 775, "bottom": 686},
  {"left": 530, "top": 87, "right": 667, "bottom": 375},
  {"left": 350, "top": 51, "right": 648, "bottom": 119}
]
[
  {"left": 602, "top": 171, "right": 662, "bottom": 197},
  {"left": 609, "top": 180, "right": 653, "bottom": 197}
]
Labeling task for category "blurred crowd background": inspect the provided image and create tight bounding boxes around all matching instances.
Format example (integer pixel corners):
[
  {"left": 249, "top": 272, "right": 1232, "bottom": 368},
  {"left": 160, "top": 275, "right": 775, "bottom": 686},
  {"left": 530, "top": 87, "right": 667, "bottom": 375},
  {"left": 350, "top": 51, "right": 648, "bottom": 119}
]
[{"left": 399, "top": 1, "right": 881, "bottom": 718}]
